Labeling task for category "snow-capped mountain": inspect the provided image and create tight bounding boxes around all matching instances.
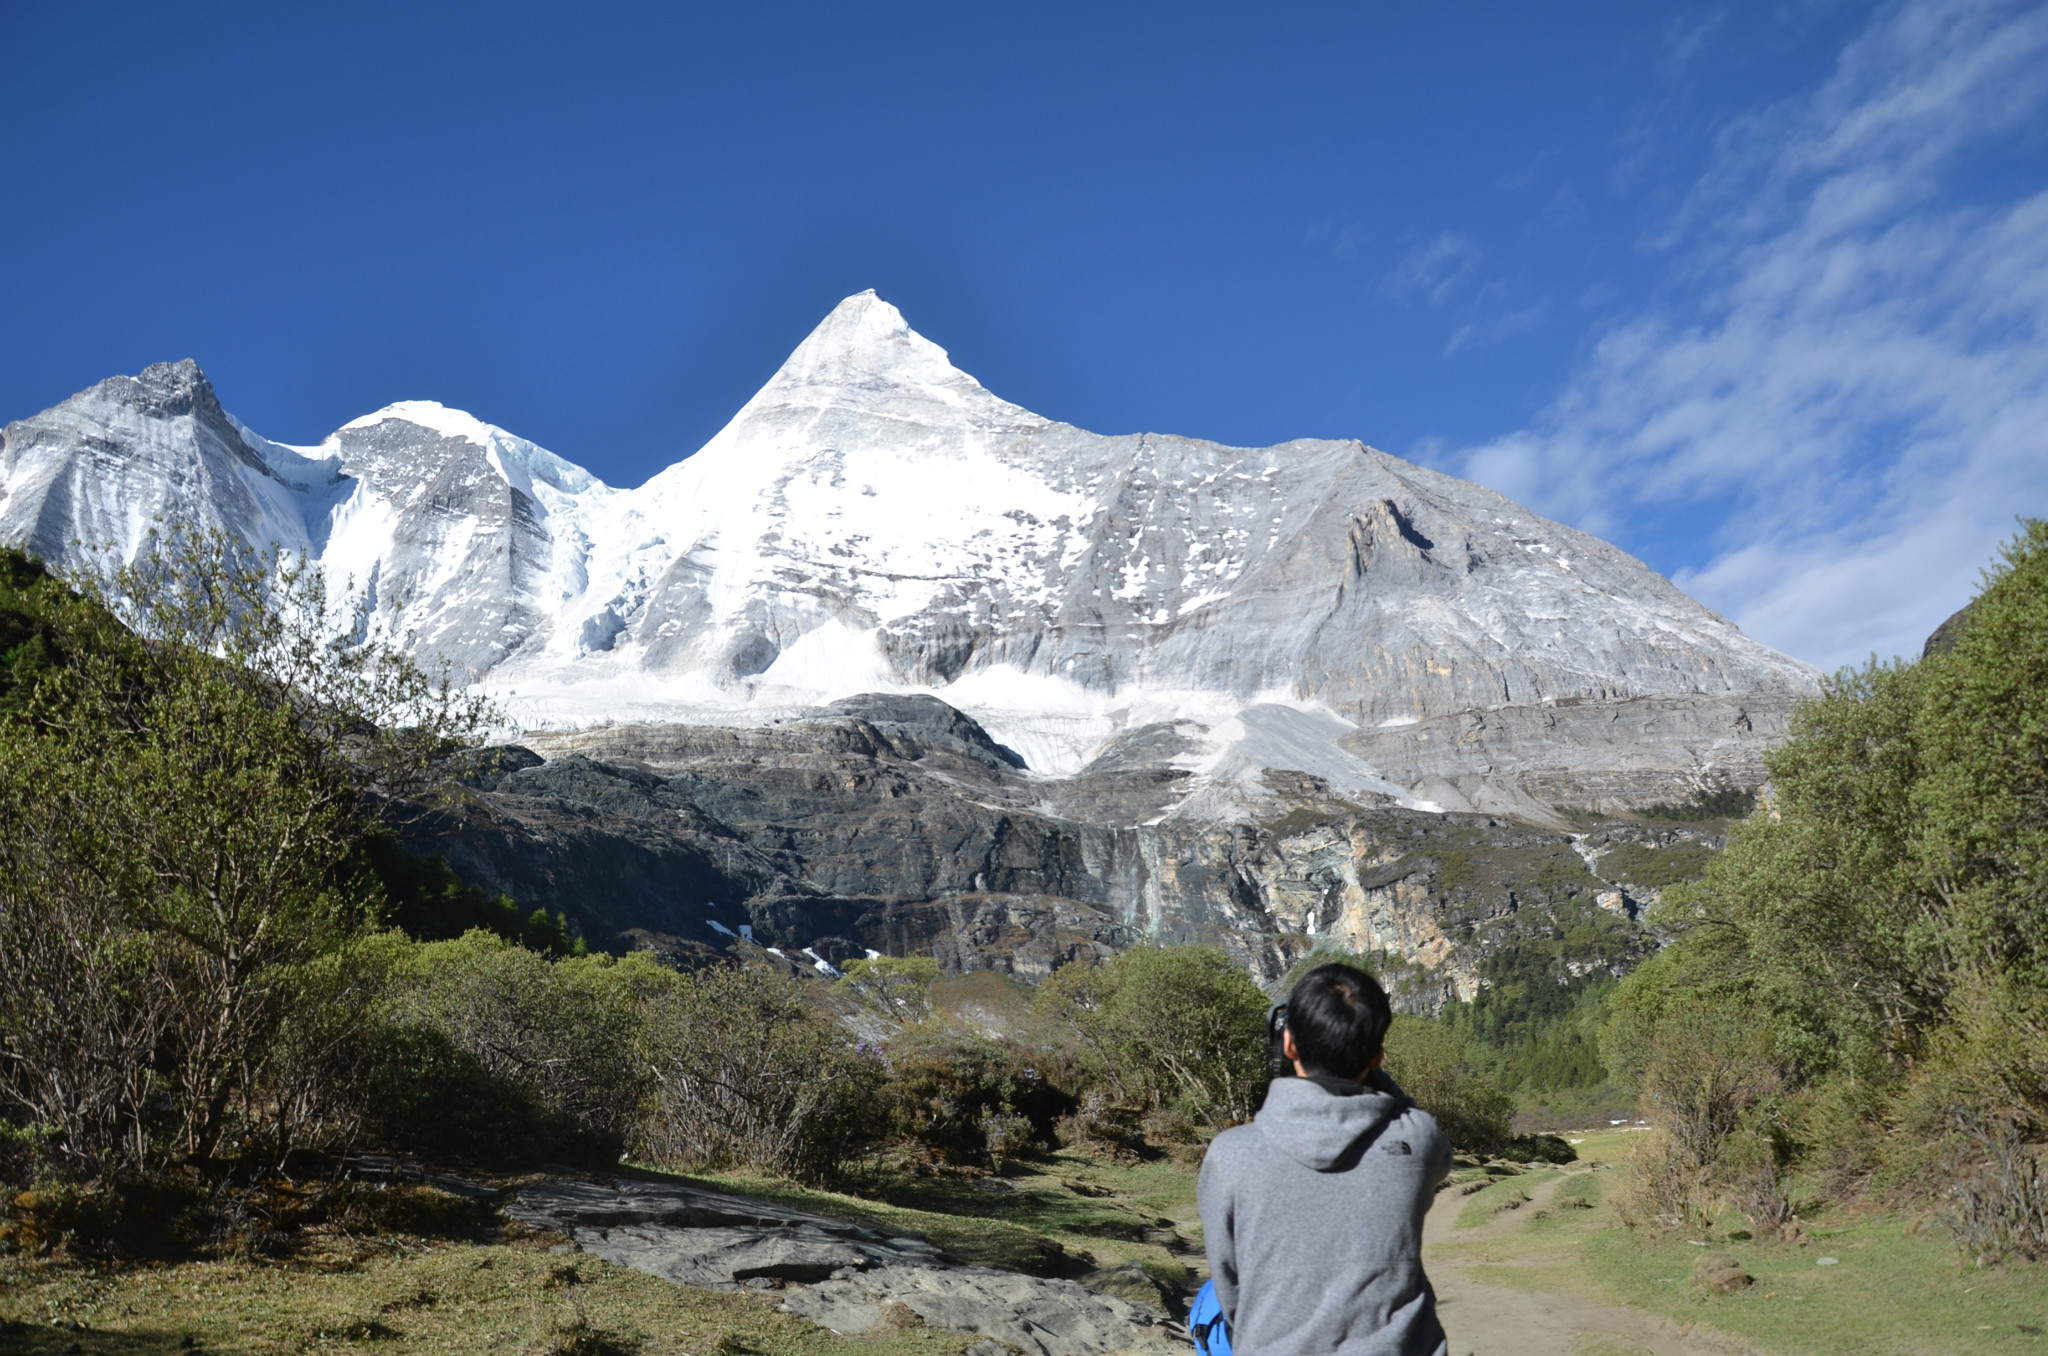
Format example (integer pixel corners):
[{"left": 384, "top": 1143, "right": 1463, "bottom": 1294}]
[{"left": 0, "top": 291, "right": 1819, "bottom": 816}]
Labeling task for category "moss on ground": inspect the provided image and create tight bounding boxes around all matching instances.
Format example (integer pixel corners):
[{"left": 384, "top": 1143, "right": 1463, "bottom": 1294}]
[{"left": 1450, "top": 1168, "right": 1559, "bottom": 1230}]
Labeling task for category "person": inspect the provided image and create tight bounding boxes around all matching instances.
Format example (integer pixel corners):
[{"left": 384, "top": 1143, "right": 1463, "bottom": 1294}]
[{"left": 1196, "top": 962, "right": 1451, "bottom": 1356}]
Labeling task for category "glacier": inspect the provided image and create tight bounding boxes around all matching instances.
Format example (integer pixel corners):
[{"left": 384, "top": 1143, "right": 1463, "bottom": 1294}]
[{"left": 0, "top": 290, "right": 1820, "bottom": 822}]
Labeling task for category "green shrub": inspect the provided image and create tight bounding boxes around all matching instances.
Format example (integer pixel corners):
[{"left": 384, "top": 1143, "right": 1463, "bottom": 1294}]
[
  {"left": 1602, "top": 523, "right": 2048, "bottom": 1254},
  {"left": 0, "top": 532, "right": 489, "bottom": 1185},
  {"left": 1503, "top": 1133, "right": 1577, "bottom": 1164},
  {"left": 371, "top": 934, "right": 649, "bottom": 1165},
  {"left": 1382, "top": 1017, "right": 1514, "bottom": 1156},
  {"left": 356, "top": 1023, "right": 555, "bottom": 1166},
  {"left": 835, "top": 955, "right": 941, "bottom": 1025},
  {"left": 633, "top": 963, "right": 882, "bottom": 1182},
  {"left": 1597, "top": 840, "right": 1716, "bottom": 889},
  {"left": 875, "top": 1027, "right": 1075, "bottom": 1165},
  {"left": 1036, "top": 945, "right": 1270, "bottom": 1130}
]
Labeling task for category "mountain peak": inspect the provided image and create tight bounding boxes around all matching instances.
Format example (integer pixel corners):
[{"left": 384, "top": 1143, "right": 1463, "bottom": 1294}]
[
  {"left": 341, "top": 399, "right": 500, "bottom": 444},
  {"left": 78, "top": 358, "right": 220, "bottom": 421},
  {"left": 729, "top": 291, "right": 1042, "bottom": 437},
  {"left": 771, "top": 290, "right": 958, "bottom": 389},
  {"left": 333, "top": 400, "right": 603, "bottom": 496}
]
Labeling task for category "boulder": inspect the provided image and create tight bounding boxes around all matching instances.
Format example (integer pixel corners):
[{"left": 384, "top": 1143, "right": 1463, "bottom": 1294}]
[{"left": 1690, "top": 1251, "right": 1754, "bottom": 1294}]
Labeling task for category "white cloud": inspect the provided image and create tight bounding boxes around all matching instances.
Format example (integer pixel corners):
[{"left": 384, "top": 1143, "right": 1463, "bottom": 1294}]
[
  {"left": 1661, "top": 9, "right": 1729, "bottom": 71},
  {"left": 1444, "top": 301, "right": 1548, "bottom": 357},
  {"left": 1453, "top": 0, "right": 2048, "bottom": 669},
  {"left": 1381, "top": 231, "right": 1482, "bottom": 307}
]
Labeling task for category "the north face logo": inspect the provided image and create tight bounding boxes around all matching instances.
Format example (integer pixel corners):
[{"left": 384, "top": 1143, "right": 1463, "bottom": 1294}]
[{"left": 1382, "top": 1140, "right": 1412, "bottom": 1155}]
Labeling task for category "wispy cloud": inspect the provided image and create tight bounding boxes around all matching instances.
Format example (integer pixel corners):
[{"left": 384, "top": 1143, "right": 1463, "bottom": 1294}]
[
  {"left": 1496, "top": 146, "right": 1561, "bottom": 193},
  {"left": 1381, "top": 231, "right": 1482, "bottom": 307},
  {"left": 1661, "top": 8, "right": 1729, "bottom": 73},
  {"left": 1453, "top": 0, "right": 2048, "bottom": 669},
  {"left": 1307, "top": 218, "right": 1370, "bottom": 261},
  {"left": 1445, "top": 301, "right": 1548, "bottom": 357}
]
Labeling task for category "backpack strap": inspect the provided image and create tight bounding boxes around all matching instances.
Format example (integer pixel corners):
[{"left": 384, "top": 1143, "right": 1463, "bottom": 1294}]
[
  {"left": 1190, "top": 1310, "right": 1231, "bottom": 1356},
  {"left": 1188, "top": 1281, "right": 1232, "bottom": 1356}
]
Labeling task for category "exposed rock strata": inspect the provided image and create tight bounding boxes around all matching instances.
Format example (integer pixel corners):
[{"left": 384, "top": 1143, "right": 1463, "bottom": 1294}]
[
  {"left": 1341, "top": 693, "right": 1794, "bottom": 818},
  {"left": 418, "top": 696, "right": 1718, "bottom": 994}
]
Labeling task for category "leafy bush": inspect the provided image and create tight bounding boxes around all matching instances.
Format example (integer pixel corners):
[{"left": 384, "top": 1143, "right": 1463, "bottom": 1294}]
[
  {"left": 875, "top": 1026, "right": 1074, "bottom": 1166},
  {"left": 1036, "top": 945, "right": 1270, "bottom": 1130},
  {"left": 1503, "top": 1132, "right": 1578, "bottom": 1165},
  {"left": 1599, "top": 520, "right": 2048, "bottom": 1254},
  {"left": 633, "top": 963, "right": 882, "bottom": 1182},
  {"left": 369, "top": 934, "right": 649, "bottom": 1165},
  {"left": 1380, "top": 1017, "right": 1514, "bottom": 1156},
  {"left": 835, "top": 955, "right": 941, "bottom": 1025}
]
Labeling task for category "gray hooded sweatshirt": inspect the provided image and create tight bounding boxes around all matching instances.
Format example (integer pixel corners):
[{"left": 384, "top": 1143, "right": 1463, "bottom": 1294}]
[{"left": 1198, "top": 1072, "right": 1451, "bottom": 1356}]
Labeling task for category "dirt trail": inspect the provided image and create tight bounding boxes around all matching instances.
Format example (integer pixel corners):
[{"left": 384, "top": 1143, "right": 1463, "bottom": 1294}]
[{"left": 1423, "top": 1171, "right": 1755, "bottom": 1356}]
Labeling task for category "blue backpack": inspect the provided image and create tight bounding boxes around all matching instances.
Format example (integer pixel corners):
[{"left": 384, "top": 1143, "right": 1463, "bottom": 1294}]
[{"left": 1188, "top": 1280, "right": 1232, "bottom": 1356}]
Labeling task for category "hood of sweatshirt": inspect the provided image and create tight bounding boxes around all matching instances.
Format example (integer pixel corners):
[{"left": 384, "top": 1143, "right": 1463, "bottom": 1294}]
[{"left": 1253, "top": 1070, "right": 1413, "bottom": 1172}]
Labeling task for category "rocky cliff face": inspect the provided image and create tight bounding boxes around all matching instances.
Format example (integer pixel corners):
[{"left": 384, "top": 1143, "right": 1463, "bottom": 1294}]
[{"left": 416, "top": 694, "right": 1721, "bottom": 998}]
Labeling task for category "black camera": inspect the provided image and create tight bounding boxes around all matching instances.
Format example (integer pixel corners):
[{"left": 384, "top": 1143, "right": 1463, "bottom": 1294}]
[{"left": 1266, "top": 1003, "right": 1293, "bottom": 1079}]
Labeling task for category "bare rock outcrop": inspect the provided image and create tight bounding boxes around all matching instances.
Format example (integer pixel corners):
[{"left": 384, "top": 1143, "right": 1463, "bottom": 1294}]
[{"left": 507, "top": 1179, "right": 1178, "bottom": 1356}]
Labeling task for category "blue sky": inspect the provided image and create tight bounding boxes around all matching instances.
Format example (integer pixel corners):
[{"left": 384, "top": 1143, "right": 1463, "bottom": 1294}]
[{"left": 3, "top": 2, "right": 2043, "bottom": 669}]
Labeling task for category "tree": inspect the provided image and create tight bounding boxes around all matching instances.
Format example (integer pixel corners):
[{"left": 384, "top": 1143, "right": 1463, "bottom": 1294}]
[
  {"left": 0, "top": 531, "right": 491, "bottom": 1180},
  {"left": 1607, "top": 521, "right": 2048, "bottom": 1246},
  {"left": 835, "top": 954, "right": 941, "bottom": 1025},
  {"left": 1381, "top": 1017, "right": 1513, "bottom": 1156}
]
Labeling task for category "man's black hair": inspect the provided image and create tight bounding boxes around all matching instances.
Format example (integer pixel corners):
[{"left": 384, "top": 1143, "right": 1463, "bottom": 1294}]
[{"left": 1286, "top": 963, "right": 1393, "bottom": 1078}]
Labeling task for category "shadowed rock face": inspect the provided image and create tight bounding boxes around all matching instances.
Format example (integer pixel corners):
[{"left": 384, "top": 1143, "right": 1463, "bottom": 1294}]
[
  {"left": 420, "top": 696, "right": 1720, "bottom": 997},
  {"left": 1923, "top": 602, "right": 1977, "bottom": 657}
]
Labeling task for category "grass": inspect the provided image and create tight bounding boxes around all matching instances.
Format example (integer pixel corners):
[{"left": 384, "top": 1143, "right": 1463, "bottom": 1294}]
[
  {"left": 0, "top": 1234, "right": 969, "bottom": 1355},
  {"left": 7, "top": 1128, "right": 2044, "bottom": 1354},
  {"left": 1581, "top": 1213, "right": 2048, "bottom": 1355},
  {"left": 1424, "top": 1127, "right": 2048, "bottom": 1356}
]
